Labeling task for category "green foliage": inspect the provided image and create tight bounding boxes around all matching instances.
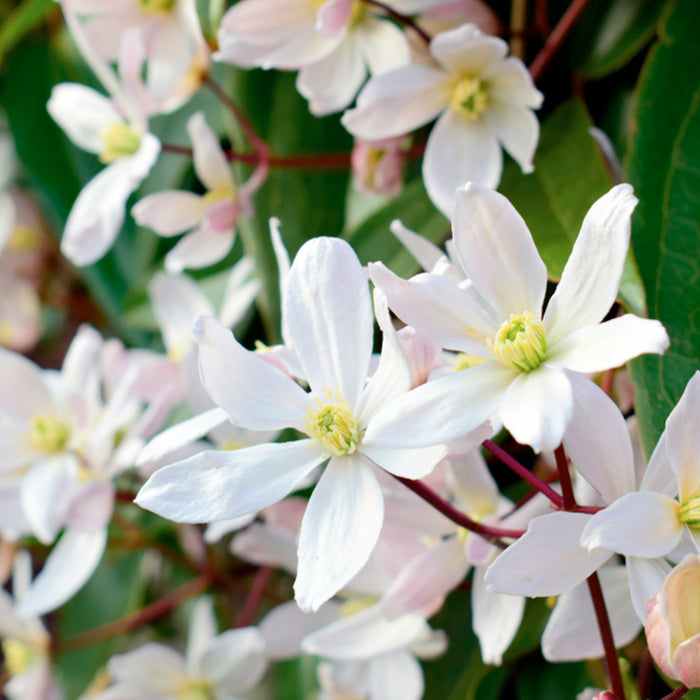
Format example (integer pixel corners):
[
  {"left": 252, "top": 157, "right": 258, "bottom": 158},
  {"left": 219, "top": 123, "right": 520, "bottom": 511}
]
[
  {"left": 627, "top": 0, "right": 700, "bottom": 456},
  {"left": 0, "top": 0, "right": 57, "bottom": 67}
]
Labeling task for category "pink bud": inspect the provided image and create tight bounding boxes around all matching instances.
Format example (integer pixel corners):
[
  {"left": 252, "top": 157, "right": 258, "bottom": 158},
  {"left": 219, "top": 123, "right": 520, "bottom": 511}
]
[
  {"left": 593, "top": 693, "right": 619, "bottom": 700},
  {"left": 351, "top": 137, "right": 405, "bottom": 198}
]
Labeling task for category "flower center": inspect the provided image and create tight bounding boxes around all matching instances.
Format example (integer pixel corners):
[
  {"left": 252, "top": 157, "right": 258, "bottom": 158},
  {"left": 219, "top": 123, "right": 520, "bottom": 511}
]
[
  {"left": 305, "top": 391, "right": 360, "bottom": 456},
  {"left": 176, "top": 682, "right": 214, "bottom": 700},
  {"left": 450, "top": 77, "right": 488, "bottom": 119},
  {"left": 309, "top": 0, "right": 365, "bottom": 26},
  {"left": 99, "top": 122, "right": 142, "bottom": 164},
  {"left": 340, "top": 595, "right": 378, "bottom": 617},
  {"left": 678, "top": 496, "right": 700, "bottom": 527},
  {"left": 136, "top": 0, "right": 174, "bottom": 14},
  {"left": 29, "top": 415, "right": 71, "bottom": 454},
  {"left": 452, "top": 353, "right": 489, "bottom": 372},
  {"left": 203, "top": 185, "right": 237, "bottom": 207},
  {"left": 2, "top": 639, "right": 37, "bottom": 677},
  {"left": 487, "top": 312, "right": 547, "bottom": 373}
]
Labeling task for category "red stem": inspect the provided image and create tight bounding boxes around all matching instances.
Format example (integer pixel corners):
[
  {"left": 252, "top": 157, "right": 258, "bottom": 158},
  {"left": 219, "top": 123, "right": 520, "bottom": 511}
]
[
  {"left": 234, "top": 566, "right": 273, "bottom": 628},
  {"left": 529, "top": 0, "right": 593, "bottom": 82},
  {"left": 555, "top": 443, "right": 576, "bottom": 511},
  {"left": 361, "top": 0, "right": 432, "bottom": 44},
  {"left": 662, "top": 685, "right": 689, "bottom": 700},
  {"left": 483, "top": 440, "right": 564, "bottom": 507}
]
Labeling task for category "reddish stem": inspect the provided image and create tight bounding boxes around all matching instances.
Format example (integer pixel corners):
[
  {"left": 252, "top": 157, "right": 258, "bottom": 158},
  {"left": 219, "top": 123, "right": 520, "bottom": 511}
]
[
  {"left": 483, "top": 440, "right": 564, "bottom": 507},
  {"left": 529, "top": 0, "right": 593, "bottom": 82},
  {"left": 554, "top": 443, "right": 576, "bottom": 511},
  {"left": 601, "top": 368, "right": 615, "bottom": 396},
  {"left": 662, "top": 685, "right": 689, "bottom": 700},
  {"left": 394, "top": 475, "right": 524, "bottom": 547},
  {"left": 234, "top": 566, "right": 273, "bottom": 628},
  {"left": 361, "top": 0, "right": 432, "bottom": 44}
]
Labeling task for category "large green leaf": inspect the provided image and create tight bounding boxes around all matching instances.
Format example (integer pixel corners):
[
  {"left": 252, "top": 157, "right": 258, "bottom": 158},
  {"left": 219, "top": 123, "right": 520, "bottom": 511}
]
[
  {"left": 0, "top": 0, "right": 57, "bottom": 67},
  {"left": 499, "top": 98, "right": 645, "bottom": 316},
  {"left": 627, "top": 0, "right": 700, "bottom": 456}
]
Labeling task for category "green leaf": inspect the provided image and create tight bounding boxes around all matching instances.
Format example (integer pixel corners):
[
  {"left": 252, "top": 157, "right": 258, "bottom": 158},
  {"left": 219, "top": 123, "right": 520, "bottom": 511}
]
[
  {"left": 499, "top": 97, "right": 645, "bottom": 316},
  {"left": 581, "top": 0, "right": 666, "bottom": 79},
  {"left": 0, "top": 0, "right": 57, "bottom": 66},
  {"left": 514, "top": 658, "right": 593, "bottom": 700},
  {"left": 627, "top": 0, "right": 700, "bottom": 457}
]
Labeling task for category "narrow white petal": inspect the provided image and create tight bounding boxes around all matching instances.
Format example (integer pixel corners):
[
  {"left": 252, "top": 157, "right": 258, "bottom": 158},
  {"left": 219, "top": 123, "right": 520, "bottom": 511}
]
[
  {"left": 194, "top": 316, "right": 309, "bottom": 431},
  {"left": 365, "top": 362, "right": 512, "bottom": 449},
  {"left": 188, "top": 112, "right": 233, "bottom": 191},
  {"left": 627, "top": 555, "right": 671, "bottom": 622},
  {"left": 132, "top": 191, "right": 205, "bottom": 236},
  {"left": 544, "top": 186, "right": 637, "bottom": 343},
  {"left": 164, "top": 227, "right": 235, "bottom": 273},
  {"left": 359, "top": 17, "right": 410, "bottom": 76},
  {"left": 17, "top": 528, "right": 107, "bottom": 617},
  {"left": 485, "top": 512, "right": 612, "bottom": 597},
  {"left": 430, "top": 24, "right": 507, "bottom": 76},
  {"left": 185, "top": 597, "right": 218, "bottom": 676},
  {"left": 135, "top": 440, "right": 324, "bottom": 523},
  {"left": 367, "top": 650, "right": 425, "bottom": 700},
  {"left": 483, "top": 56, "right": 543, "bottom": 108},
  {"left": 499, "top": 365, "right": 573, "bottom": 453},
  {"left": 452, "top": 183, "right": 547, "bottom": 319},
  {"left": 547, "top": 316, "right": 669, "bottom": 373},
  {"left": 0, "top": 347, "right": 54, "bottom": 421},
  {"left": 581, "top": 491, "right": 682, "bottom": 558},
  {"left": 199, "top": 627, "right": 267, "bottom": 691},
  {"left": 295, "top": 456, "right": 384, "bottom": 612},
  {"left": 487, "top": 100, "right": 539, "bottom": 174},
  {"left": 232, "top": 521, "right": 299, "bottom": 575},
  {"left": 360, "top": 443, "right": 446, "bottom": 480},
  {"left": 284, "top": 237, "right": 372, "bottom": 409},
  {"left": 389, "top": 220, "right": 445, "bottom": 273},
  {"left": 107, "top": 643, "right": 185, "bottom": 689},
  {"left": 641, "top": 431, "right": 676, "bottom": 495}
]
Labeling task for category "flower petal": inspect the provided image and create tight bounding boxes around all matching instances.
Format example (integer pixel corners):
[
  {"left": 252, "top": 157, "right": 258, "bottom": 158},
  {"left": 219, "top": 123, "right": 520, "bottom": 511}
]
[
  {"left": 132, "top": 191, "right": 205, "bottom": 236},
  {"left": 199, "top": 627, "right": 268, "bottom": 692},
  {"left": 627, "top": 555, "right": 672, "bottom": 622},
  {"left": 483, "top": 56, "right": 543, "bottom": 108},
  {"left": 188, "top": 112, "right": 233, "bottom": 191},
  {"left": 135, "top": 439, "right": 324, "bottom": 523},
  {"left": 164, "top": 226, "right": 235, "bottom": 273},
  {"left": 295, "top": 456, "right": 384, "bottom": 612},
  {"left": 487, "top": 99, "right": 539, "bottom": 174},
  {"left": 430, "top": 24, "right": 507, "bottom": 76}
]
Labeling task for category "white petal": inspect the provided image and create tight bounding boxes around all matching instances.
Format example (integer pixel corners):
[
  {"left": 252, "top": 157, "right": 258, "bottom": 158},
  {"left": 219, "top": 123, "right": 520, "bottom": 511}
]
[
  {"left": 500, "top": 365, "right": 573, "bottom": 453},
  {"left": 342, "top": 65, "right": 451, "bottom": 140},
  {"left": 487, "top": 100, "right": 539, "bottom": 174},
  {"left": 187, "top": 112, "right": 232, "bottom": 191},
  {"left": 547, "top": 316, "right": 669, "bottom": 373},
  {"left": 389, "top": 220, "right": 445, "bottom": 273},
  {"left": 185, "top": 597, "right": 218, "bottom": 675},
  {"left": 360, "top": 444, "right": 446, "bottom": 479},
  {"left": 295, "top": 456, "right": 384, "bottom": 612},
  {"left": 627, "top": 555, "right": 671, "bottom": 622},
  {"left": 199, "top": 627, "right": 267, "bottom": 691},
  {"left": 544, "top": 185, "right": 638, "bottom": 343},
  {"left": 367, "top": 262, "right": 498, "bottom": 354},
  {"left": 581, "top": 491, "right": 682, "bottom": 558},
  {"left": 641, "top": 431, "right": 676, "bottom": 495},
  {"left": 365, "top": 362, "right": 512, "bottom": 449},
  {"left": 472, "top": 564, "right": 524, "bottom": 665},
  {"left": 359, "top": 17, "right": 411, "bottom": 76},
  {"left": 367, "top": 650, "right": 424, "bottom": 700},
  {"left": 16, "top": 528, "right": 107, "bottom": 617},
  {"left": 430, "top": 24, "right": 507, "bottom": 75},
  {"left": 284, "top": 237, "right": 372, "bottom": 408},
  {"left": 232, "top": 521, "right": 299, "bottom": 575},
  {"left": 164, "top": 226, "right": 235, "bottom": 273},
  {"left": 219, "top": 257, "right": 261, "bottom": 328},
  {"left": 483, "top": 56, "right": 543, "bottom": 108},
  {"left": 0, "top": 348, "right": 54, "bottom": 421},
  {"left": 194, "top": 315, "right": 310, "bottom": 431},
  {"left": 485, "top": 512, "right": 612, "bottom": 597},
  {"left": 542, "top": 565, "right": 641, "bottom": 661},
  {"left": 132, "top": 191, "right": 205, "bottom": 236},
  {"left": 107, "top": 643, "right": 185, "bottom": 689},
  {"left": 452, "top": 182, "right": 547, "bottom": 319}
]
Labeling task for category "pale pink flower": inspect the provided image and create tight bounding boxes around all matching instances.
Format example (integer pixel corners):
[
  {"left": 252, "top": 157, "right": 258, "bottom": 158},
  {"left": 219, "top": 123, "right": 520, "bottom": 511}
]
[{"left": 351, "top": 137, "right": 405, "bottom": 197}]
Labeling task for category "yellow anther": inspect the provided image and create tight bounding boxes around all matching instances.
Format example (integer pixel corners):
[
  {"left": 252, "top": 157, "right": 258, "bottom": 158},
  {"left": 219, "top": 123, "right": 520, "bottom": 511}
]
[
  {"left": 9, "top": 224, "right": 41, "bottom": 251},
  {"left": 305, "top": 390, "right": 360, "bottom": 456},
  {"left": 219, "top": 440, "right": 245, "bottom": 450},
  {"left": 203, "top": 185, "right": 237, "bottom": 207},
  {"left": 487, "top": 311, "right": 547, "bottom": 373},
  {"left": 678, "top": 496, "right": 700, "bottom": 527},
  {"left": 450, "top": 77, "right": 488, "bottom": 119},
  {"left": 340, "top": 595, "right": 378, "bottom": 618},
  {"left": 176, "top": 683, "right": 214, "bottom": 700},
  {"left": 29, "top": 415, "right": 71, "bottom": 454},
  {"left": 452, "top": 353, "right": 489, "bottom": 372},
  {"left": 99, "top": 122, "right": 142, "bottom": 164},
  {"left": 136, "top": 0, "right": 174, "bottom": 13},
  {"left": 2, "top": 639, "right": 36, "bottom": 677}
]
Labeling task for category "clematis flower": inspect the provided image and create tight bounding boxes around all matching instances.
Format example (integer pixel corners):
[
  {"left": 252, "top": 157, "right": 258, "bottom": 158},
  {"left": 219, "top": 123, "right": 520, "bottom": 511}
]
[
  {"left": 342, "top": 23, "right": 543, "bottom": 217},
  {"left": 645, "top": 554, "right": 700, "bottom": 688},
  {"left": 365, "top": 182, "right": 669, "bottom": 453},
  {"left": 136, "top": 236, "right": 446, "bottom": 612}
]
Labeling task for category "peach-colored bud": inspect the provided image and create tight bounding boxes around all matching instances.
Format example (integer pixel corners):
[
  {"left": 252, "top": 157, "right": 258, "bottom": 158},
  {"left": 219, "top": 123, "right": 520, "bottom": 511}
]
[
  {"left": 645, "top": 554, "right": 700, "bottom": 688},
  {"left": 351, "top": 137, "right": 405, "bottom": 197}
]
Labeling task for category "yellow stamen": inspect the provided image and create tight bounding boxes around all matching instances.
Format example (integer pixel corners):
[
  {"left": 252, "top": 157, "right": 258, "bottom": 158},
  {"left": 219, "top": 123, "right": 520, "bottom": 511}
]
[
  {"left": 135, "top": 0, "right": 174, "bottom": 14},
  {"left": 29, "top": 415, "right": 71, "bottom": 454},
  {"left": 452, "top": 353, "right": 489, "bottom": 372},
  {"left": 487, "top": 311, "right": 547, "bottom": 373},
  {"left": 305, "top": 390, "right": 360, "bottom": 456},
  {"left": 2, "top": 639, "right": 36, "bottom": 677},
  {"left": 99, "top": 122, "right": 142, "bottom": 164},
  {"left": 8, "top": 225, "right": 41, "bottom": 251},
  {"left": 340, "top": 595, "right": 378, "bottom": 618},
  {"left": 176, "top": 682, "right": 214, "bottom": 700},
  {"left": 203, "top": 185, "right": 237, "bottom": 207},
  {"left": 678, "top": 496, "right": 700, "bottom": 528},
  {"left": 450, "top": 77, "right": 488, "bottom": 119}
]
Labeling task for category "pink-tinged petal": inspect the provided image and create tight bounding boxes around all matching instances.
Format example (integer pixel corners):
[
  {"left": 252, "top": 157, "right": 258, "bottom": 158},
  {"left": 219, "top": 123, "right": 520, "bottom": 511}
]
[
  {"left": 232, "top": 521, "right": 299, "bottom": 575},
  {"left": 542, "top": 565, "right": 641, "bottom": 661},
  {"left": 64, "top": 481, "right": 115, "bottom": 531},
  {"left": 295, "top": 456, "right": 384, "bottom": 612},
  {"left": 645, "top": 589, "right": 675, "bottom": 677},
  {"left": 365, "top": 362, "right": 512, "bottom": 449},
  {"left": 563, "top": 372, "right": 636, "bottom": 503},
  {"left": 218, "top": 0, "right": 313, "bottom": 47},
  {"left": 199, "top": 627, "right": 268, "bottom": 691},
  {"left": 342, "top": 65, "right": 452, "bottom": 140},
  {"left": 194, "top": 316, "right": 309, "bottom": 430},
  {"left": 107, "top": 643, "right": 185, "bottom": 689},
  {"left": 16, "top": 527, "right": 107, "bottom": 617},
  {"left": 297, "top": 33, "right": 366, "bottom": 116},
  {"left": 316, "top": 0, "right": 352, "bottom": 37},
  {"left": 499, "top": 364, "right": 572, "bottom": 453},
  {"left": 132, "top": 190, "right": 205, "bottom": 236},
  {"left": 472, "top": 564, "right": 524, "bottom": 665},
  {"left": 135, "top": 439, "right": 324, "bottom": 523},
  {"left": 47, "top": 83, "right": 122, "bottom": 154},
  {"left": 452, "top": 182, "right": 546, "bottom": 319},
  {"left": 358, "top": 16, "right": 411, "bottom": 76},
  {"left": 390, "top": 220, "right": 445, "bottom": 273},
  {"left": 628, "top": 555, "right": 672, "bottom": 623},
  {"left": 164, "top": 226, "right": 235, "bottom": 273},
  {"left": 547, "top": 315, "right": 669, "bottom": 373},
  {"left": 146, "top": 19, "right": 193, "bottom": 100},
  {"left": 0, "top": 347, "right": 53, "bottom": 421},
  {"left": 482, "top": 56, "right": 543, "bottom": 108},
  {"left": 367, "top": 262, "right": 498, "bottom": 354},
  {"left": 136, "top": 408, "right": 229, "bottom": 467},
  {"left": 430, "top": 24, "right": 507, "bottom": 76},
  {"left": 673, "top": 637, "right": 700, "bottom": 688},
  {"left": 360, "top": 444, "right": 446, "bottom": 480},
  {"left": 543, "top": 185, "right": 638, "bottom": 343},
  {"left": 259, "top": 600, "right": 343, "bottom": 659},
  {"left": 485, "top": 512, "right": 612, "bottom": 597},
  {"left": 219, "top": 257, "right": 261, "bottom": 328},
  {"left": 263, "top": 28, "right": 339, "bottom": 69},
  {"left": 188, "top": 112, "right": 232, "bottom": 191},
  {"left": 487, "top": 99, "right": 539, "bottom": 174},
  {"left": 581, "top": 491, "right": 682, "bottom": 558},
  {"left": 664, "top": 372, "right": 700, "bottom": 502},
  {"left": 284, "top": 237, "right": 372, "bottom": 408}
]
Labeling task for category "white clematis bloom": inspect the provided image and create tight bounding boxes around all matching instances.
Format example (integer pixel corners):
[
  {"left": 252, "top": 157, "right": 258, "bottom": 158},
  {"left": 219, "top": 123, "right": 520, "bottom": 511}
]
[
  {"left": 136, "top": 236, "right": 446, "bottom": 612},
  {"left": 342, "top": 23, "right": 543, "bottom": 217},
  {"left": 366, "top": 182, "right": 669, "bottom": 453}
]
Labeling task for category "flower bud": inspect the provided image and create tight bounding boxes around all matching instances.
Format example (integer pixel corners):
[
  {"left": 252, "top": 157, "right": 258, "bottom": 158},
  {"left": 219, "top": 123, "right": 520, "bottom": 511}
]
[
  {"left": 351, "top": 137, "right": 405, "bottom": 197},
  {"left": 645, "top": 553, "right": 700, "bottom": 687}
]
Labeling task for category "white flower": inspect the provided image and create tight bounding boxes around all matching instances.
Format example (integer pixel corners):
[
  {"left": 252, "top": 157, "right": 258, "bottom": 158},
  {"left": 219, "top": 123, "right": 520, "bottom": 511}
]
[
  {"left": 342, "top": 23, "right": 543, "bottom": 217},
  {"left": 366, "top": 182, "right": 669, "bottom": 453},
  {"left": 136, "top": 236, "right": 446, "bottom": 612}
]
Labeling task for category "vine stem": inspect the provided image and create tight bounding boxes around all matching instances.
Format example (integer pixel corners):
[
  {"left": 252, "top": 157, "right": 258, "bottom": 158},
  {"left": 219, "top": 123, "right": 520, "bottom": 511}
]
[
  {"left": 529, "top": 0, "right": 593, "bottom": 82},
  {"left": 361, "top": 0, "right": 432, "bottom": 44},
  {"left": 483, "top": 439, "right": 564, "bottom": 507},
  {"left": 234, "top": 566, "right": 273, "bottom": 628},
  {"left": 554, "top": 443, "right": 575, "bottom": 510},
  {"left": 394, "top": 475, "right": 524, "bottom": 548},
  {"left": 56, "top": 573, "right": 212, "bottom": 654},
  {"left": 661, "top": 685, "right": 689, "bottom": 700}
]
